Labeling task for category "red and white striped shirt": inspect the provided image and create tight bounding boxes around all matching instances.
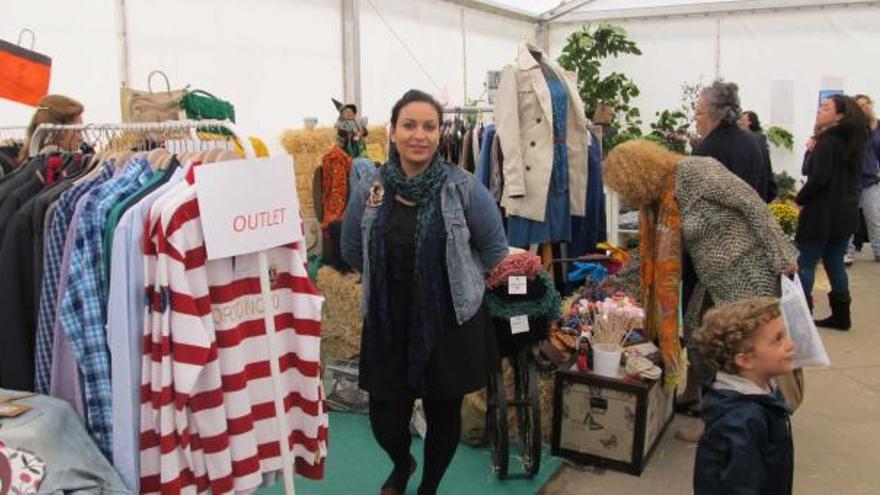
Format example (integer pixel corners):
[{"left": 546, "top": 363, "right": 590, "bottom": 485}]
[{"left": 140, "top": 182, "right": 327, "bottom": 494}]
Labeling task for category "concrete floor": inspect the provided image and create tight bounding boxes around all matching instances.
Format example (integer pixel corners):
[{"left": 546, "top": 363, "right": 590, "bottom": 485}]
[{"left": 541, "top": 252, "right": 880, "bottom": 495}]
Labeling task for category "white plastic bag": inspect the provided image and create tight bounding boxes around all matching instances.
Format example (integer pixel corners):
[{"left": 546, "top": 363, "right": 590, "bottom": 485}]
[{"left": 780, "top": 275, "right": 831, "bottom": 368}]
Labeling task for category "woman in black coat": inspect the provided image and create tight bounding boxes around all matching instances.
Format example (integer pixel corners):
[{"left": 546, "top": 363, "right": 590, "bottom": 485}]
[{"left": 796, "top": 94, "right": 868, "bottom": 330}]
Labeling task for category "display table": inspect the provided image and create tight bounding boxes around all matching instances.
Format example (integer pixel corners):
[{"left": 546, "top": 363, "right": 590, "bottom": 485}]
[{"left": 551, "top": 363, "right": 674, "bottom": 475}]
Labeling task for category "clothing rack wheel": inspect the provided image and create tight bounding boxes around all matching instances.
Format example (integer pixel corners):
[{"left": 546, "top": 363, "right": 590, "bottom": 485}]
[
  {"left": 486, "top": 368, "right": 509, "bottom": 478},
  {"left": 486, "top": 340, "right": 543, "bottom": 479}
]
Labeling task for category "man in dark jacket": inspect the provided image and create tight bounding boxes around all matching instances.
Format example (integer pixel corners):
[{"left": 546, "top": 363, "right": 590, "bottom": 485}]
[
  {"left": 694, "top": 81, "right": 773, "bottom": 202},
  {"left": 692, "top": 297, "right": 795, "bottom": 495}
]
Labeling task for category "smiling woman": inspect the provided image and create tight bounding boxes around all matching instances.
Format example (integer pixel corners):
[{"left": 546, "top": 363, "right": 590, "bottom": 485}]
[{"left": 341, "top": 90, "right": 509, "bottom": 495}]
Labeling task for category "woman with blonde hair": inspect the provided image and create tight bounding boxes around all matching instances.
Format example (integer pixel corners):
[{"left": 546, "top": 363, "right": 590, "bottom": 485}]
[
  {"left": 603, "top": 140, "right": 800, "bottom": 440},
  {"left": 18, "top": 94, "right": 84, "bottom": 165}
]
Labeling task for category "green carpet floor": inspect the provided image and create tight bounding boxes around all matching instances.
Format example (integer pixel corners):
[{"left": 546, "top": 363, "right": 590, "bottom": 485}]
[{"left": 258, "top": 412, "right": 561, "bottom": 495}]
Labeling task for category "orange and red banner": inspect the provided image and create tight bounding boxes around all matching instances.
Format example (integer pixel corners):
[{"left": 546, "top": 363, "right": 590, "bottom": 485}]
[{"left": 0, "top": 39, "right": 51, "bottom": 106}]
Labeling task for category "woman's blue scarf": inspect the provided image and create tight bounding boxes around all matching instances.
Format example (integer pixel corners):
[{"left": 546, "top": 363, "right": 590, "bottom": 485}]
[{"left": 365, "top": 155, "right": 448, "bottom": 394}]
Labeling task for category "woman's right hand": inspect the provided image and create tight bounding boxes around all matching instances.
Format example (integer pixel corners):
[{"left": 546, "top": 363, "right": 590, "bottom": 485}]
[{"left": 805, "top": 137, "right": 817, "bottom": 151}]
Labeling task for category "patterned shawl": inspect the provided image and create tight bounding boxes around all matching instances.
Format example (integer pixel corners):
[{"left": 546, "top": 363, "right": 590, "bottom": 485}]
[{"left": 639, "top": 173, "right": 684, "bottom": 389}]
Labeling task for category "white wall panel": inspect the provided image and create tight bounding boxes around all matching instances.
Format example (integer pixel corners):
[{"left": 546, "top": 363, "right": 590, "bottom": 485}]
[
  {"left": 550, "top": 5, "right": 880, "bottom": 178},
  {"left": 125, "top": 0, "right": 342, "bottom": 151},
  {"left": 360, "top": 0, "right": 533, "bottom": 124}
]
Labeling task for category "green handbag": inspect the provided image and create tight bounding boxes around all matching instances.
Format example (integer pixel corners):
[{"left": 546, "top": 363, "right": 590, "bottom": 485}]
[{"left": 180, "top": 89, "right": 236, "bottom": 122}]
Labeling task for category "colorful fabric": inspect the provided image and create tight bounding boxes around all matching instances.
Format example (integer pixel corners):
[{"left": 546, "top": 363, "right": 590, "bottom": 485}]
[
  {"left": 0, "top": 441, "right": 45, "bottom": 494},
  {"left": 485, "top": 251, "right": 544, "bottom": 289},
  {"left": 320, "top": 146, "right": 352, "bottom": 229},
  {"left": 139, "top": 183, "right": 327, "bottom": 493},
  {"left": 57, "top": 158, "right": 153, "bottom": 456},
  {"left": 639, "top": 174, "right": 683, "bottom": 389},
  {"left": 34, "top": 164, "right": 113, "bottom": 394}
]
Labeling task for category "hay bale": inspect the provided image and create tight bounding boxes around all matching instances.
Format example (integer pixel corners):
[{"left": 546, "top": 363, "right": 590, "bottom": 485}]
[
  {"left": 280, "top": 126, "right": 388, "bottom": 218},
  {"left": 460, "top": 362, "right": 557, "bottom": 445},
  {"left": 316, "top": 266, "right": 363, "bottom": 361}
]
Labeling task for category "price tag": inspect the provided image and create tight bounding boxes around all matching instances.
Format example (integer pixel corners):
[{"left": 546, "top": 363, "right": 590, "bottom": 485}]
[
  {"left": 510, "top": 315, "right": 530, "bottom": 334},
  {"left": 508, "top": 276, "right": 527, "bottom": 295}
]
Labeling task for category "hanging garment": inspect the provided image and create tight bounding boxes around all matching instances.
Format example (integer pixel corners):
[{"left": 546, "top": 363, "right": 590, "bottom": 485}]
[
  {"left": 106, "top": 167, "right": 184, "bottom": 492},
  {"left": 494, "top": 42, "right": 589, "bottom": 222},
  {"left": 57, "top": 157, "right": 155, "bottom": 456},
  {"left": 320, "top": 146, "right": 352, "bottom": 229},
  {"left": 507, "top": 64, "right": 573, "bottom": 247},
  {"left": 474, "top": 124, "right": 496, "bottom": 189},
  {"left": 140, "top": 179, "right": 327, "bottom": 494},
  {"left": 34, "top": 164, "right": 114, "bottom": 394},
  {"left": 569, "top": 132, "right": 606, "bottom": 258}
]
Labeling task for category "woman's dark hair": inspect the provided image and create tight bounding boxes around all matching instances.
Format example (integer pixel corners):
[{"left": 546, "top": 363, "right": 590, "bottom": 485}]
[
  {"left": 390, "top": 89, "right": 443, "bottom": 127},
  {"left": 826, "top": 94, "right": 868, "bottom": 169},
  {"left": 743, "top": 110, "right": 762, "bottom": 132}
]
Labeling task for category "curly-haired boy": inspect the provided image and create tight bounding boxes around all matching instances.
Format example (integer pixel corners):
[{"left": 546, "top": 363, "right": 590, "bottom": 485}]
[{"left": 692, "top": 296, "right": 795, "bottom": 495}]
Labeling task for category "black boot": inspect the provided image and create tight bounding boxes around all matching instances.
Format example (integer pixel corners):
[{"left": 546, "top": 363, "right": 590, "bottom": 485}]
[{"left": 815, "top": 292, "right": 851, "bottom": 331}]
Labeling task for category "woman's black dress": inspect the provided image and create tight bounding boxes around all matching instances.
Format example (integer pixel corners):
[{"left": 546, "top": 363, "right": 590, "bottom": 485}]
[{"left": 359, "top": 200, "right": 499, "bottom": 401}]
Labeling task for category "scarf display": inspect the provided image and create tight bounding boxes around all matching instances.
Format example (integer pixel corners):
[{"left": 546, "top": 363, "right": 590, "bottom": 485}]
[
  {"left": 485, "top": 251, "right": 544, "bottom": 289},
  {"left": 366, "top": 155, "right": 448, "bottom": 393},
  {"left": 486, "top": 271, "right": 561, "bottom": 320},
  {"left": 639, "top": 174, "right": 684, "bottom": 389}
]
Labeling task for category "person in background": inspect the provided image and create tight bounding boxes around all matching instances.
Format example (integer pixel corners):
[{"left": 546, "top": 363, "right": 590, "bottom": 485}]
[
  {"left": 694, "top": 81, "right": 773, "bottom": 203},
  {"left": 602, "top": 140, "right": 801, "bottom": 443},
  {"left": 739, "top": 110, "right": 778, "bottom": 202},
  {"left": 796, "top": 95, "right": 867, "bottom": 330},
  {"left": 850, "top": 94, "right": 880, "bottom": 261},
  {"left": 341, "top": 89, "right": 508, "bottom": 495},
  {"left": 692, "top": 297, "right": 794, "bottom": 495},
  {"left": 18, "top": 94, "right": 84, "bottom": 165}
]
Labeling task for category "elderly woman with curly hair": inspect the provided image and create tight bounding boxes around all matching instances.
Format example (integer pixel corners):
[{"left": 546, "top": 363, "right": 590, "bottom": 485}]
[{"left": 603, "top": 139, "right": 801, "bottom": 441}]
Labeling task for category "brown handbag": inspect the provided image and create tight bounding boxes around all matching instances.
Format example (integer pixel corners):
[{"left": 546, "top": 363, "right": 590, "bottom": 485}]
[{"left": 120, "top": 71, "right": 188, "bottom": 123}]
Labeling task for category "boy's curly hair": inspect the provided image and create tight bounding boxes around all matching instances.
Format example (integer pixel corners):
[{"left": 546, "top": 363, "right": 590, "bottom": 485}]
[{"left": 693, "top": 297, "right": 782, "bottom": 374}]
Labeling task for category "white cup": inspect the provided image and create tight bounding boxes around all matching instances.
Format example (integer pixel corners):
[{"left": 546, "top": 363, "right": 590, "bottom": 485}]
[{"left": 593, "top": 343, "right": 623, "bottom": 378}]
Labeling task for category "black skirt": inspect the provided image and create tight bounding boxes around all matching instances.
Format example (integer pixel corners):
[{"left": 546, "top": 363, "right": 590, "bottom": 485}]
[{"left": 359, "top": 200, "right": 499, "bottom": 401}]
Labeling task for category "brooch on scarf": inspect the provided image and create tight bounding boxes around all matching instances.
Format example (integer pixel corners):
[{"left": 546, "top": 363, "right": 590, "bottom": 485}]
[{"left": 367, "top": 181, "right": 385, "bottom": 207}]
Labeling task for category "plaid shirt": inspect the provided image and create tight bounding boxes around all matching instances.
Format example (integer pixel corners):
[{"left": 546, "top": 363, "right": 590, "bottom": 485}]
[
  {"left": 34, "top": 164, "right": 114, "bottom": 394},
  {"left": 58, "top": 158, "right": 153, "bottom": 457}
]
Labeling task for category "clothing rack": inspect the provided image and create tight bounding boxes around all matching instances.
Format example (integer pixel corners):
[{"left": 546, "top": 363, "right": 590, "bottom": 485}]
[
  {"left": 442, "top": 106, "right": 493, "bottom": 114},
  {"left": 28, "top": 120, "right": 254, "bottom": 158},
  {"left": 0, "top": 125, "right": 27, "bottom": 141},
  {"left": 28, "top": 119, "right": 305, "bottom": 495}
]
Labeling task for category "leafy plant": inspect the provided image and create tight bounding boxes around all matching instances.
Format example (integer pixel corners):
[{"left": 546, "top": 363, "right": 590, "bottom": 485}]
[
  {"left": 766, "top": 126, "right": 794, "bottom": 151},
  {"left": 648, "top": 109, "right": 690, "bottom": 153},
  {"left": 557, "top": 24, "right": 643, "bottom": 149},
  {"left": 774, "top": 171, "right": 797, "bottom": 199}
]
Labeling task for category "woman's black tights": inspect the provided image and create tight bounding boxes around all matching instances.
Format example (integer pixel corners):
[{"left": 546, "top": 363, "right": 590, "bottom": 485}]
[{"left": 369, "top": 396, "right": 463, "bottom": 495}]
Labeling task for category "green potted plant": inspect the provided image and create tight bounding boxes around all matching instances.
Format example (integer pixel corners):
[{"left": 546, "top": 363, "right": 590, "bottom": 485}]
[
  {"left": 557, "top": 24, "right": 643, "bottom": 150},
  {"left": 766, "top": 126, "right": 794, "bottom": 151}
]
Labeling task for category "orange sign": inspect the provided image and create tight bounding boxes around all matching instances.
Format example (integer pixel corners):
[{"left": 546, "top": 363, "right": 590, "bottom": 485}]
[{"left": 0, "top": 39, "right": 51, "bottom": 106}]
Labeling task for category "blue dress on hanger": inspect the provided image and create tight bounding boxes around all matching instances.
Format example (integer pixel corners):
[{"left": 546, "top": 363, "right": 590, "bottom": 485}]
[{"left": 507, "top": 65, "right": 571, "bottom": 248}]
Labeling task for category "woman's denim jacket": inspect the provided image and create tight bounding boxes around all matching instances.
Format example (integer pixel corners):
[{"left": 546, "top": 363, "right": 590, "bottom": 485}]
[{"left": 341, "top": 162, "right": 509, "bottom": 324}]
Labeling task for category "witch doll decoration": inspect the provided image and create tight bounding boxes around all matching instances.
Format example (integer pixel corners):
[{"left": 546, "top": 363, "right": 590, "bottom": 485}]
[{"left": 332, "top": 98, "right": 368, "bottom": 158}]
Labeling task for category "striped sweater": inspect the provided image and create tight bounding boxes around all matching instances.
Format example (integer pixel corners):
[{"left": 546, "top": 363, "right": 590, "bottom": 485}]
[{"left": 139, "top": 181, "right": 327, "bottom": 494}]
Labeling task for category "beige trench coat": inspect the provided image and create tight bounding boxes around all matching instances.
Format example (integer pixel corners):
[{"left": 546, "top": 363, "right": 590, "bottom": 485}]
[{"left": 494, "top": 42, "right": 591, "bottom": 223}]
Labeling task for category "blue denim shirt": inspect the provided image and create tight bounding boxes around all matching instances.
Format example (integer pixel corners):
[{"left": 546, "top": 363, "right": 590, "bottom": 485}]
[{"left": 341, "top": 161, "right": 509, "bottom": 324}]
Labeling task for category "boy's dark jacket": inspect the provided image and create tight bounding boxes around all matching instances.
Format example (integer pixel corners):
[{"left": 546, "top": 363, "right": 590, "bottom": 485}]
[{"left": 694, "top": 380, "right": 794, "bottom": 495}]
